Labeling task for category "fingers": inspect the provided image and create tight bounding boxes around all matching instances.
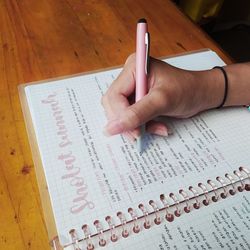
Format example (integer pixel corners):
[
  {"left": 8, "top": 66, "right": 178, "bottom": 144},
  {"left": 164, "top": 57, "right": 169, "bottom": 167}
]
[
  {"left": 104, "top": 90, "right": 166, "bottom": 136},
  {"left": 102, "top": 54, "right": 171, "bottom": 138},
  {"left": 102, "top": 54, "right": 136, "bottom": 121},
  {"left": 146, "top": 120, "right": 171, "bottom": 136}
]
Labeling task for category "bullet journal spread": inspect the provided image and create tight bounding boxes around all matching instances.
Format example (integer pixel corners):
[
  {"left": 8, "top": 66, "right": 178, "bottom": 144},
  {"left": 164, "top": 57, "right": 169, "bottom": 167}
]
[{"left": 20, "top": 50, "right": 250, "bottom": 250}]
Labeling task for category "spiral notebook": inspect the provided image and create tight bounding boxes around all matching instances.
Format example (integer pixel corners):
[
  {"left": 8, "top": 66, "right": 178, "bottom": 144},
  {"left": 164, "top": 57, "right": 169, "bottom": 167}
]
[{"left": 19, "top": 50, "right": 250, "bottom": 250}]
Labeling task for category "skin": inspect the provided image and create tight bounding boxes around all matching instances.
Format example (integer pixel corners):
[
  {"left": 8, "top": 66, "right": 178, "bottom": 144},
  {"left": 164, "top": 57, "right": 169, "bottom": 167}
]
[{"left": 102, "top": 53, "right": 250, "bottom": 140}]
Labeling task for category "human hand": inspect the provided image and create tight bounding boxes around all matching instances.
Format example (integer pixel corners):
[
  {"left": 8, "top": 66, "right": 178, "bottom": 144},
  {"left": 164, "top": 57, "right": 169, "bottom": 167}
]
[{"left": 102, "top": 53, "right": 223, "bottom": 140}]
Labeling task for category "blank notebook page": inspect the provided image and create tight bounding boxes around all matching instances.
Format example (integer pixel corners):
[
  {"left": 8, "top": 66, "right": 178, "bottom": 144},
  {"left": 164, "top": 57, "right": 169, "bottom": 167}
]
[{"left": 24, "top": 50, "right": 250, "bottom": 245}]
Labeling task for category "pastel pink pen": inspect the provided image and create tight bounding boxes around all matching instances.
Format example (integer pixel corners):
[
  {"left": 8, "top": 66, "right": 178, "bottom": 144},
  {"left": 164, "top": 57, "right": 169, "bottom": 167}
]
[{"left": 136, "top": 18, "right": 150, "bottom": 153}]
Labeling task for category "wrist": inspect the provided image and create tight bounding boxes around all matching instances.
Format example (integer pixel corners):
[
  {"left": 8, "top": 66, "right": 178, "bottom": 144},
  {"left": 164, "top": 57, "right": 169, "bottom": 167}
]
[{"left": 194, "top": 68, "right": 225, "bottom": 112}]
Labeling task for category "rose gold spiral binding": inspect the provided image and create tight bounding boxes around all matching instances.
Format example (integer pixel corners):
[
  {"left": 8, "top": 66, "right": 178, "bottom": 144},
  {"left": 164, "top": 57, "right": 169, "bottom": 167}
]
[
  {"left": 128, "top": 208, "right": 140, "bottom": 233},
  {"left": 207, "top": 179, "right": 219, "bottom": 202},
  {"left": 216, "top": 177, "right": 228, "bottom": 199},
  {"left": 169, "top": 193, "right": 181, "bottom": 217},
  {"left": 149, "top": 200, "right": 161, "bottom": 225},
  {"left": 234, "top": 170, "right": 245, "bottom": 192},
  {"left": 179, "top": 189, "right": 191, "bottom": 213},
  {"left": 82, "top": 225, "right": 94, "bottom": 250},
  {"left": 77, "top": 167, "right": 250, "bottom": 249},
  {"left": 188, "top": 186, "right": 200, "bottom": 209},
  {"left": 160, "top": 194, "right": 174, "bottom": 222},
  {"left": 93, "top": 220, "right": 106, "bottom": 247},
  {"left": 239, "top": 166, "right": 250, "bottom": 191},
  {"left": 117, "top": 212, "right": 129, "bottom": 238},
  {"left": 138, "top": 203, "right": 151, "bottom": 229},
  {"left": 50, "top": 236, "right": 62, "bottom": 250},
  {"left": 198, "top": 183, "right": 210, "bottom": 206},
  {"left": 69, "top": 229, "right": 81, "bottom": 250},
  {"left": 105, "top": 216, "right": 118, "bottom": 242},
  {"left": 225, "top": 173, "right": 237, "bottom": 195}
]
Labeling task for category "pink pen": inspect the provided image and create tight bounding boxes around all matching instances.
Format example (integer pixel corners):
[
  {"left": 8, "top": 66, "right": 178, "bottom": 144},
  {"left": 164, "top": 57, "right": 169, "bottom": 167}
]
[{"left": 136, "top": 18, "right": 150, "bottom": 153}]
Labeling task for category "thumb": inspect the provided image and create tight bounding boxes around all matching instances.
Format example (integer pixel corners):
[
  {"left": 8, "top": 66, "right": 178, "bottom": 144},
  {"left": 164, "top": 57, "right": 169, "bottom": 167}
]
[{"left": 104, "top": 91, "right": 164, "bottom": 136}]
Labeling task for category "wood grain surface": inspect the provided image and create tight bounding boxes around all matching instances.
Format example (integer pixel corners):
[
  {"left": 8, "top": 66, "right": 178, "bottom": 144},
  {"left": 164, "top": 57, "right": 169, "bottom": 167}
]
[{"left": 0, "top": 0, "right": 232, "bottom": 249}]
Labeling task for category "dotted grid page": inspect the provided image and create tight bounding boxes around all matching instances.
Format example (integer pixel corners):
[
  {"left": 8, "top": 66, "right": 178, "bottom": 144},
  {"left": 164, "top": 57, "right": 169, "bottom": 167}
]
[{"left": 24, "top": 50, "right": 250, "bottom": 247}]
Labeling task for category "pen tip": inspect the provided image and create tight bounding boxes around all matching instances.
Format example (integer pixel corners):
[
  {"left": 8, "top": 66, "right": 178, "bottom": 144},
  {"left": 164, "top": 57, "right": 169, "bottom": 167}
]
[
  {"left": 137, "top": 136, "right": 144, "bottom": 154},
  {"left": 138, "top": 18, "right": 147, "bottom": 24}
]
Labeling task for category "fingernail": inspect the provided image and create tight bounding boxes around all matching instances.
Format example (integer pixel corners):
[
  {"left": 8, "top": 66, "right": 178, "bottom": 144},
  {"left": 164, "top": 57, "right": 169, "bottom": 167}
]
[
  {"left": 123, "top": 132, "right": 136, "bottom": 142},
  {"left": 129, "top": 130, "right": 140, "bottom": 139},
  {"left": 167, "top": 127, "right": 173, "bottom": 135},
  {"left": 152, "top": 127, "right": 169, "bottom": 137},
  {"left": 103, "top": 119, "right": 124, "bottom": 136},
  {"left": 103, "top": 129, "right": 112, "bottom": 137}
]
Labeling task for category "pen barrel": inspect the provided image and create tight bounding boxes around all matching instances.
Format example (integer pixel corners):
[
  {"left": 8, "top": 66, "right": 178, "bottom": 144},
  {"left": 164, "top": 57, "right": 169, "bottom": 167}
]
[{"left": 136, "top": 22, "right": 148, "bottom": 102}]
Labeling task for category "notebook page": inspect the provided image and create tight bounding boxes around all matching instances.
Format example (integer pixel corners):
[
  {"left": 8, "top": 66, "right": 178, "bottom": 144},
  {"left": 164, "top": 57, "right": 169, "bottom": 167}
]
[{"left": 24, "top": 50, "right": 250, "bottom": 245}]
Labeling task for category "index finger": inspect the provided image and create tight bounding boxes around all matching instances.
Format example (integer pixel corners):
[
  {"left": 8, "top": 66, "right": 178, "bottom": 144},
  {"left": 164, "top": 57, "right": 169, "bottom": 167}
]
[{"left": 102, "top": 54, "right": 136, "bottom": 119}]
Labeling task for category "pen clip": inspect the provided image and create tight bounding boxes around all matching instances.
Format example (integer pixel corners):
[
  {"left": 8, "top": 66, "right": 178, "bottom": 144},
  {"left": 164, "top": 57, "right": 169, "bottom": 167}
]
[{"left": 145, "top": 32, "right": 150, "bottom": 75}]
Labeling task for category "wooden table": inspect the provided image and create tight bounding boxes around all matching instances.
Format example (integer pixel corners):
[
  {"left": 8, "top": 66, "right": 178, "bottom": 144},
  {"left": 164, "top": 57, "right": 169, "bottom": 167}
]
[{"left": 0, "top": 0, "right": 232, "bottom": 249}]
